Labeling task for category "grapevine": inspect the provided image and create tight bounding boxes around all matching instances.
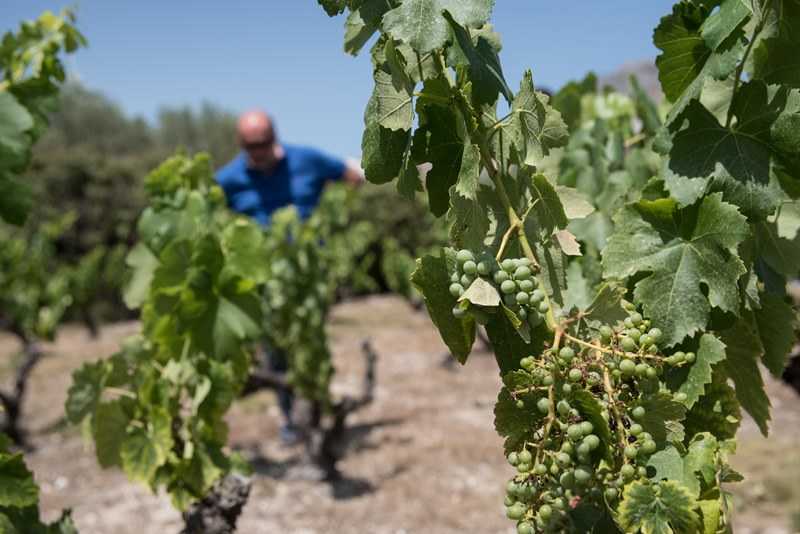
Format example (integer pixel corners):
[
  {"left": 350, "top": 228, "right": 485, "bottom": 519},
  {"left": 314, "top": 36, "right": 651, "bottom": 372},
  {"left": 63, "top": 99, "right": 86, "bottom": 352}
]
[{"left": 320, "top": 1, "right": 799, "bottom": 532}]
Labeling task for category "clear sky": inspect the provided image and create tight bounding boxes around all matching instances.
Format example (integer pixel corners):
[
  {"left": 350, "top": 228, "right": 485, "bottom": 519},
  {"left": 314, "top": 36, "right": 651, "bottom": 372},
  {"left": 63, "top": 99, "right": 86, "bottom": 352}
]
[{"left": 1, "top": 1, "right": 673, "bottom": 159}]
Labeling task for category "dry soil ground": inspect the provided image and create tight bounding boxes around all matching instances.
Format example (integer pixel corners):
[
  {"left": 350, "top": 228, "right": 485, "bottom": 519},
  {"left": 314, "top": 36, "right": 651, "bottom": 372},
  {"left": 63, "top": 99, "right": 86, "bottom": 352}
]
[{"left": 1, "top": 296, "right": 798, "bottom": 534}]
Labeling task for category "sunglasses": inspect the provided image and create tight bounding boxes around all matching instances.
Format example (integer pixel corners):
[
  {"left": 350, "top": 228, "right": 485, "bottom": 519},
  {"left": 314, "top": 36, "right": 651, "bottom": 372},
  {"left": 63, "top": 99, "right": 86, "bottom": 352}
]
[{"left": 242, "top": 137, "right": 275, "bottom": 151}]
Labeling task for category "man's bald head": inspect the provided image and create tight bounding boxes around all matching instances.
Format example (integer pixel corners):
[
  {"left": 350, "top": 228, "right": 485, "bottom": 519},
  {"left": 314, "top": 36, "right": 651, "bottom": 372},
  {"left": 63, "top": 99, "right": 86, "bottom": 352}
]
[{"left": 237, "top": 109, "right": 284, "bottom": 171}]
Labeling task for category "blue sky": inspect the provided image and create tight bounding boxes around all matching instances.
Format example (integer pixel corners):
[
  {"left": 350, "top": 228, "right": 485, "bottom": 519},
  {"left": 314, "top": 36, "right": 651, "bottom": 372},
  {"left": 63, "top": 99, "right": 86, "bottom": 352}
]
[{"left": 1, "top": 1, "right": 673, "bottom": 159}]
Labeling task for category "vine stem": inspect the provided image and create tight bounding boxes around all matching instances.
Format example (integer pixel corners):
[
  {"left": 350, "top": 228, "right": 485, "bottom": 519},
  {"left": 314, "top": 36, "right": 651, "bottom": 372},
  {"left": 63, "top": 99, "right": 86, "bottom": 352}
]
[
  {"left": 598, "top": 353, "right": 629, "bottom": 463},
  {"left": 562, "top": 332, "right": 666, "bottom": 362},
  {"left": 534, "top": 329, "right": 561, "bottom": 466}
]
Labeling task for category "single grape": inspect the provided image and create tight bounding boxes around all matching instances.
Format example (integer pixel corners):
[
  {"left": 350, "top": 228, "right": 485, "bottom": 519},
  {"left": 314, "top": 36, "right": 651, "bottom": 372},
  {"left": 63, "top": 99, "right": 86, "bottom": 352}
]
[
  {"left": 501, "top": 259, "right": 516, "bottom": 272},
  {"left": 574, "top": 467, "right": 592, "bottom": 485},
  {"left": 549, "top": 463, "right": 560, "bottom": 476},
  {"left": 624, "top": 445, "right": 638, "bottom": 459},
  {"left": 518, "top": 307, "right": 528, "bottom": 320},
  {"left": 542, "top": 374, "right": 554, "bottom": 386},
  {"left": 506, "top": 503, "right": 526, "bottom": 520},
  {"left": 508, "top": 452, "right": 520, "bottom": 466},
  {"left": 646, "top": 367, "right": 657, "bottom": 379},
  {"left": 621, "top": 336, "right": 637, "bottom": 352},
  {"left": 450, "top": 272, "right": 460, "bottom": 283},
  {"left": 494, "top": 270, "right": 510, "bottom": 284},
  {"left": 579, "top": 421, "right": 593, "bottom": 435},
  {"left": 477, "top": 261, "right": 491, "bottom": 276},
  {"left": 641, "top": 440, "right": 657, "bottom": 454},
  {"left": 562, "top": 383, "right": 572, "bottom": 394},
  {"left": 559, "top": 346, "right": 575, "bottom": 362},
  {"left": 632, "top": 406, "right": 646, "bottom": 420},
  {"left": 620, "top": 464, "right": 636, "bottom": 479},
  {"left": 514, "top": 266, "right": 532, "bottom": 280},
  {"left": 528, "top": 310, "right": 543, "bottom": 327},
  {"left": 460, "top": 274, "right": 473, "bottom": 287},
  {"left": 504, "top": 495, "right": 515, "bottom": 507},
  {"left": 567, "top": 424, "right": 583, "bottom": 441},
  {"left": 648, "top": 328, "right": 662, "bottom": 341},
  {"left": 620, "top": 359, "right": 636, "bottom": 375},
  {"left": 583, "top": 434, "right": 600, "bottom": 450},
  {"left": 685, "top": 352, "right": 696, "bottom": 363},
  {"left": 516, "top": 291, "right": 530, "bottom": 305},
  {"left": 517, "top": 522, "right": 534, "bottom": 534},
  {"left": 559, "top": 470, "right": 574, "bottom": 487},
  {"left": 557, "top": 400, "right": 571, "bottom": 417},
  {"left": 629, "top": 424, "right": 643, "bottom": 436},
  {"left": 627, "top": 328, "right": 642, "bottom": 342},
  {"left": 604, "top": 488, "right": 618, "bottom": 500},
  {"left": 519, "top": 450, "right": 533, "bottom": 464},
  {"left": 501, "top": 280, "right": 517, "bottom": 294},
  {"left": 531, "top": 289, "right": 545, "bottom": 303},
  {"left": 463, "top": 260, "right": 478, "bottom": 275},
  {"left": 635, "top": 363, "right": 649, "bottom": 377},
  {"left": 556, "top": 452, "right": 572, "bottom": 466},
  {"left": 534, "top": 463, "right": 548, "bottom": 476},
  {"left": 577, "top": 442, "right": 591, "bottom": 456},
  {"left": 538, "top": 301, "right": 549, "bottom": 314},
  {"left": 624, "top": 317, "right": 634, "bottom": 329},
  {"left": 516, "top": 399, "right": 525, "bottom": 409},
  {"left": 599, "top": 325, "right": 613, "bottom": 342},
  {"left": 537, "top": 397, "right": 551, "bottom": 414},
  {"left": 639, "top": 334, "right": 653, "bottom": 346},
  {"left": 568, "top": 368, "right": 582, "bottom": 382},
  {"left": 517, "top": 462, "right": 530, "bottom": 473},
  {"left": 456, "top": 249, "right": 474, "bottom": 263},
  {"left": 449, "top": 283, "right": 464, "bottom": 298},
  {"left": 630, "top": 312, "right": 643, "bottom": 325},
  {"left": 519, "top": 279, "right": 535, "bottom": 292},
  {"left": 673, "top": 351, "right": 686, "bottom": 363}
]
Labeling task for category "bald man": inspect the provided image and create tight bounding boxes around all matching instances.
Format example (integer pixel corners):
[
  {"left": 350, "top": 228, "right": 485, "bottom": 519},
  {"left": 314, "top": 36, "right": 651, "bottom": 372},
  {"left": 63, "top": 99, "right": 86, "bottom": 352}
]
[
  {"left": 216, "top": 110, "right": 363, "bottom": 225},
  {"left": 216, "top": 110, "right": 363, "bottom": 444}
]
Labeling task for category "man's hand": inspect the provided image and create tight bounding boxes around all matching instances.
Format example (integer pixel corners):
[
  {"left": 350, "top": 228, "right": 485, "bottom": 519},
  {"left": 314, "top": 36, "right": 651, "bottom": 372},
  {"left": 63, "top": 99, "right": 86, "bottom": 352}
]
[{"left": 343, "top": 158, "right": 366, "bottom": 186}]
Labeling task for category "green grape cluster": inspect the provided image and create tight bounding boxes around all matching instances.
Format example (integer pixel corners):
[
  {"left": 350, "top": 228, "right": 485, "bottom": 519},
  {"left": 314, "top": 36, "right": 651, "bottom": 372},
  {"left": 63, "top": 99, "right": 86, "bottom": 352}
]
[
  {"left": 448, "top": 249, "right": 549, "bottom": 327},
  {"left": 503, "top": 308, "right": 692, "bottom": 533}
]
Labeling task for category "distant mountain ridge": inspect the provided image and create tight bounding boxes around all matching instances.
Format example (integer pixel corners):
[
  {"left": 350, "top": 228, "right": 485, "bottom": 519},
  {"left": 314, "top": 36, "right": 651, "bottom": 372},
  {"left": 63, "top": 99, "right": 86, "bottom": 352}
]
[{"left": 598, "top": 59, "right": 662, "bottom": 100}]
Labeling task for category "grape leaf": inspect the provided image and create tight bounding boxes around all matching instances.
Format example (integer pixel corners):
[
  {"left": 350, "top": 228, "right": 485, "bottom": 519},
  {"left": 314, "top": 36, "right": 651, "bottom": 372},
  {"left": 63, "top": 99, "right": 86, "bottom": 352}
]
[
  {"left": 92, "top": 400, "right": 130, "bottom": 468},
  {"left": 65, "top": 360, "right": 107, "bottom": 424},
  {"left": 663, "top": 82, "right": 800, "bottom": 218},
  {"left": 369, "top": 63, "right": 414, "bottom": 131},
  {"left": 0, "top": 452, "right": 38, "bottom": 508},
  {"left": 494, "top": 385, "right": 542, "bottom": 454},
  {"left": 526, "top": 173, "right": 568, "bottom": 236},
  {"left": 459, "top": 276, "right": 500, "bottom": 307},
  {"left": 555, "top": 186, "right": 595, "bottom": 220},
  {"left": 120, "top": 408, "right": 173, "bottom": 483},
  {"left": 670, "top": 333, "right": 726, "bottom": 409},
  {"left": 698, "top": 499, "right": 721, "bottom": 534},
  {"left": 683, "top": 371, "right": 741, "bottom": 441},
  {"left": 344, "top": 0, "right": 391, "bottom": 56},
  {"left": 619, "top": 480, "right": 701, "bottom": 534},
  {"left": 753, "top": 292, "right": 795, "bottom": 376},
  {"left": 639, "top": 392, "right": 687, "bottom": 445},
  {"left": 570, "top": 389, "right": 613, "bottom": 462},
  {"left": 0, "top": 92, "right": 34, "bottom": 173},
  {"left": 382, "top": 0, "right": 495, "bottom": 55},
  {"left": 507, "top": 71, "right": 569, "bottom": 169},
  {"left": 361, "top": 89, "right": 410, "bottom": 184},
  {"left": 448, "top": 143, "right": 488, "bottom": 249},
  {"left": 411, "top": 254, "right": 476, "bottom": 363},
  {"left": 554, "top": 229, "right": 581, "bottom": 256},
  {"left": 654, "top": 1, "right": 746, "bottom": 123},
  {"left": 751, "top": 0, "right": 800, "bottom": 88},
  {"left": 603, "top": 195, "right": 748, "bottom": 347},
  {"left": 443, "top": 13, "right": 511, "bottom": 105},
  {"left": 719, "top": 320, "right": 771, "bottom": 436}
]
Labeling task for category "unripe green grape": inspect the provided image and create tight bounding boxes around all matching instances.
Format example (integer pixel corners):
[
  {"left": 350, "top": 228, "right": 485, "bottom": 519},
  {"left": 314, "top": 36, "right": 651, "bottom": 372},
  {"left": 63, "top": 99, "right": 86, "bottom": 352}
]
[
  {"left": 463, "top": 260, "right": 478, "bottom": 275},
  {"left": 517, "top": 462, "right": 531, "bottom": 473},
  {"left": 568, "top": 368, "right": 583, "bottom": 382},
  {"left": 549, "top": 463, "right": 560, "bottom": 475},
  {"left": 674, "top": 392, "right": 688, "bottom": 402},
  {"left": 624, "top": 445, "right": 638, "bottom": 459},
  {"left": 450, "top": 272, "right": 460, "bottom": 283},
  {"left": 648, "top": 328, "right": 662, "bottom": 341},
  {"left": 641, "top": 440, "right": 657, "bottom": 454},
  {"left": 519, "top": 279, "right": 535, "bottom": 292},
  {"left": 621, "top": 464, "right": 636, "bottom": 479},
  {"left": 559, "top": 470, "right": 574, "bottom": 487},
  {"left": 632, "top": 406, "right": 646, "bottom": 420},
  {"left": 685, "top": 352, "right": 696, "bottom": 363},
  {"left": 538, "top": 301, "right": 549, "bottom": 314},
  {"left": 508, "top": 452, "right": 520, "bottom": 465},
  {"left": 519, "top": 450, "right": 533, "bottom": 464},
  {"left": 539, "top": 504, "right": 553, "bottom": 520},
  {"left": 506, "top": 503, "right": 526, "bottom": 520},
  {"left": 494, "top": 270, "right": 510, "bottom": 284},
  {"left": 501, "top": 259, "right": 516, "bottom": 272},
  {"left": 620, "top": 359, "right": 636, "bottom": 375},
  {"left": 449, "top": 283, "right": 464, "bottom": 297},
  {"left": 624, "top": 317, "right": 634, "bottom": 329},
  {"left": 612, "top": 369, "right": 622, "bottom": 379},
  {"left": 514, "top": 266, "right": 532, "bottom": 280},
  {"left": 516, "top": 399, "right": 525, "bottom": 409},
  {"left": 621, "top": 336, "right": 637, "bottom": 352},
  {"left": 506, "top": 480, "right": 518, "bottom": 494},
  {"left": 456, "top": 249, "right": 474, "bottom": 263},
  {"left": 599, "top": 325, "right": 613, "bottom": 342},
  {"left": 516, "top": 291, "right": 530, "bottom": 305},
  {"left": 460, "top": 274, "right": 473, "bottom": 287},
  {"left": 504, "top": 495, "right": 515, "bottom": 507},
  {"left": 556, "top": 452, "right": 572, "bottom": 466},
  {"left": 517, "top": 522, "right": 534, "bottom": 534},
  {"left": 627, "top": 328, "right": 642, "bottom": 341},
  {"left": 557, "top": 400, "right": 571, "bottom": 416},
  {"left": 542, "top": 374, "right": 554, "bottom": 386},
  {"left": 452, "top": 306, "right": 466, "bottom": 319},
  {"left": 559, "top": 347, "right": 575, "bottom": 362},
  {"left": 534, "top": 463, "right": 548, "bottom": 475},
  {"left": 640, "top": 432, "right": 653, "bottom": 442},
  {"left": 477, "top": 261, "right": 491, "bottom": 276},
  {"left": 583, "top": 434, "right": 600, "bottom": 450},
  {"left": 577, "top": 442, "right": 591, "bottom": 456},
  {"left": 518, "top": 307, "right": 528, "bottom": 320},
  {"left": 629, "top": 424, "right": 643, "bottom": 436},
  {"left": 567, "top": 424, "right": 583, "bottom": 441},
  {"left": 504, "top": 294, "right": 517, "bottom": 307},
  {"left": 561, "top": 442, "right": 574, "bottom": 454},
  {"left": 646, "top": 367, "right": 657, "bottom": 379},
  {"left": 531, "top": 289, "right": 545, "bottom": 303},
  {"left": 501, "top": 280, "right": 517, "bottom": 294},
  {"left": 528, "top": 310, "right": 543, "bottom": 327},
  {"left": 635, "top": 363, "right": 649, "bottom": 377},
  {"left": 630, "top": 312, "right": 643, "bottom": 325},
  {"left": 537, "top": 397, "right": 551, "bottom": 414},
  {"left": 639, "top": 334, "right": 653, "bottom": 346},
  {"left": 604, "top": 488, "right": 618, "bottom": 500},
  {"left": 579, "top": 421, "right": 593, "bottom": 435},
  {"left": 561, "top": 383, "right": 572, "bottom": 394},
  {"left": 574, "top": 467, "right": 592, "bottom": 485},
  {"left": 673, "top": 351, "right": 686, "bottom": 363}
]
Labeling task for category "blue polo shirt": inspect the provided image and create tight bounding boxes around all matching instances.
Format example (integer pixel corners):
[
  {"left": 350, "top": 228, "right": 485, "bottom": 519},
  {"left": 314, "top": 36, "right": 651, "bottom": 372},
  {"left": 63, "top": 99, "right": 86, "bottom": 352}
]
[{"left": 216, "top": 144, "right": 345, "bottom": 226}]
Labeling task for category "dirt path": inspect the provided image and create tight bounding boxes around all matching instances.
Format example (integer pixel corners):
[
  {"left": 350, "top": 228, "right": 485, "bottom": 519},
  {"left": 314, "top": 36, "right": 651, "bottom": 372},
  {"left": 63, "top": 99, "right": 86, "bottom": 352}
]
[{"left": 2, "top": 296, "right": 798, "bottom": 534}]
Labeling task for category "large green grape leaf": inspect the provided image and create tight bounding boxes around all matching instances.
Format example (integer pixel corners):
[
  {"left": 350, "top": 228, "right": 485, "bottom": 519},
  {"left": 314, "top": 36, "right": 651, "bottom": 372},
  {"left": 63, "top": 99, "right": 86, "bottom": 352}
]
[
  {"left": 65, "top": 360, "right": 108, "bottom": 424},
  {"left": 0, "top": 452, "right": 38, "bottom": 507},
  {"left": 753, "top": 292, "right": 795, "bottom": 376},
  {"left": 751, "top": 0, "right": 800, "bottom": 88},
  {"left": 719, "top": 320, "right": 771, "bottom": 436},
  {"left": 221, "top": 219, "right": 269, "bottom": 284},
  {"left": 411, "top": 254, "right": 476, "bottom": 363},
  {"left": 360, "top": 89, "right": 410, "bottom": 184},
  {"left": 668, "top": 333, "right": 726, "bottom": 409},
  {"left": 494, "top": 384, "right": 543, "bottom": 454},
  {"left": 683, "top": 371, "right": 741, "bottom": 441},
  {"left": 448, "top": 143, "right": 488, "bottom": 249},
  {"left": 443, "top": 14, "right": 511, "bottom": 105},
  {"left": 343, "top": 0, "right": 392, "bottom": 55},
  {"left": 619, "top": 480, "right": 701, "bottom": 534},
  {"left": 662, "top": 82, "right": 800, "bottom": 218},
  {"left": 639, "top": 392, "right": 687, "bottom": 445},
  {"left": 603, "top": 195, "right": 748, "bottom": 347},
  {"left": 507, "top": 71, "right": 569, "bottom": 169},
  {"left": 369, "top": 63, "right": 414, "bottom": 131},
  {"left": 654, "top": 0, "right": 747, "bottom": 123},
  {"left": 412, "top": 103, "right": 465, "bottom": 216},
  {"left": 92, "top": 400, "right": 130, "bottom": 468},
  {"left": 0, "top": 91, "right": 34, "bottom": 172},
  {"left": 120, "top": 408, "right": 173, "bottom": 483},
  {"left": 382, "top": 0, "right": 494, "bottom": 55},
  {"left": 755, "top": 218, "right": 800, "bottom": 277},
  {"left": 526, "top": 173, "right": 568, "bottom": 236},
  {"left": 123, "top": 243, "right": 159, "bottom": 309}
]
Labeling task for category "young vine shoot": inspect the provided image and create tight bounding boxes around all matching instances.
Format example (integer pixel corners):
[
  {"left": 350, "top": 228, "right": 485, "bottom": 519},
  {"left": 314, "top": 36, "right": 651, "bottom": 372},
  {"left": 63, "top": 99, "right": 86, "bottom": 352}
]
[{"left": 319, "top": 0, "right": 800, "bottom": 532}]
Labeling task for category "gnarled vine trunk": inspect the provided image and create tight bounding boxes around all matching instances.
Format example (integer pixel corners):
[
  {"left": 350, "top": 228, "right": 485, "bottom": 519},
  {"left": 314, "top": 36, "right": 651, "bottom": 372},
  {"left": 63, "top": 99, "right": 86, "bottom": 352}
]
[{"left": 180, "top": 474, "right": 251, "bottom": 534}]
